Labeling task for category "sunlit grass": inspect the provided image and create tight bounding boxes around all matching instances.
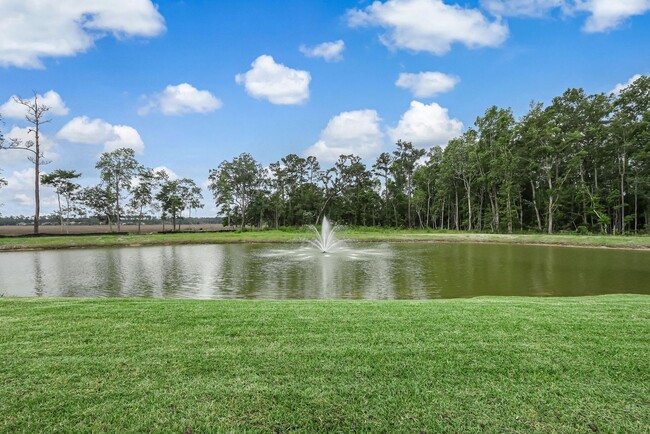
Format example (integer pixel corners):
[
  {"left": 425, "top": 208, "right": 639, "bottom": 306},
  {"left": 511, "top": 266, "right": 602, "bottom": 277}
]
[
  {"left": 1, "top": 296, "right": 649, "bottom": 432},
  {"left": 0, "top": 227, "right": 649, "bottom": 251}
]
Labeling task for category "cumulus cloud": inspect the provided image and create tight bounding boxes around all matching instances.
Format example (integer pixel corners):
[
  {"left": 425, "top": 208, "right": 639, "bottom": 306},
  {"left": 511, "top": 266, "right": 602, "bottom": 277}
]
[
  {"left": 304, "top": 110, "right": 384, "bottom": 162},
  {"left": 0, "top": 127, "right": 59, "bottom": 165},
  {"left": 139, "top": 83, "right": 223, "bottom": 116},
  {"left": 57, "top": 116, "right": 145, "bottom": 154},
  {"left": 14, "top": 193, "right": 33, "bottom": 206},
  {"left": 396, "top": 72, "right": 460, "bottom": 97},
  {"left": 348, "top": 0, "right": 508, "bottom": 55},
  {"left": 0, "top": 0, "right": 165, "bottom": 68},
  {"left": 0, "top": 90, "right": 69, "bottom": 119},
  {"left": 235, "top": 55, "right": 311, "bottom": 105},
  {"left": 1, "top": 168, "right": 57, "bottom": 214},
  {"left": 610, "top": 74, "right": 643, "bottom": 95},
  {"left": 481, "top": 0, "right": 566, "bottom": 16},
  {"left": 578, "top": 0, "right": 650, "bottom": 32},
  {"left": 388, "top": 101, "right": 463, "bottom": 147},
  {"left": 153, "top": 166, "right": 179, "bottom": 180},
  {"left": 299, "top": 40, "right": 346, "bottom": 62},
  {"left": 482, "top": 0, "right": 650, "bottom": 32},
  {"left": 5, "top": 168, "right": 36, "bottom": 192}
]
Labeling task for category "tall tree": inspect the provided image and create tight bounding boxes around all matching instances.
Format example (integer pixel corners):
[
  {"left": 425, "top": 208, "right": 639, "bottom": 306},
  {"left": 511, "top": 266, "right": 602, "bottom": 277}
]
[
  {"left": 129, "top": 168, "right": 168, "bottom": 233},
  {"left": 155, "top": 178, "right": 203, "bottom": 232},
  {"left": 181, "top": 179, "right": 205, "bottom": 226},
  {"left": 78, "top": 185, "right": 116, "bottom": 229},
  {"left": 95, "top": 148, "right": 142, "bottom": 232},
  {"left": 268, "top": 162, "right": 287, "bottom": 228},
  {"left": 391, "top": 140, "right": 426, "bottom": 228},
  {"left": 208, "top": 153, "right": 263, "bottom": 228},
  {"left": 413, "top": 146, "right": 443, "bottom": 228},
  {"left": 373, "top": 152, "right": 393, "bottom": 226},
  {"left": 475, "top": 106, "right": 516, "bottom": 232},
  {"left": 611, "top": 76, "right": 650, "bottom": 234},
  {"left": 445, "top": 130, "right": 479, "bottom": 230},
  {"left": 41, "top": 169, "right": 82, "bottom": 232},
  {"left": 0, "top": 93, "right": 51, "bottom": 234}
]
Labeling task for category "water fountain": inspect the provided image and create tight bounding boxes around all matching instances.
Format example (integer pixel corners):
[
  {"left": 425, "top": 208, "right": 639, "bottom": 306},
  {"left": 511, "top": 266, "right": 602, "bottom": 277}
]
[{"left": 308, "top": 216, "right": 342, "bottom": 253}]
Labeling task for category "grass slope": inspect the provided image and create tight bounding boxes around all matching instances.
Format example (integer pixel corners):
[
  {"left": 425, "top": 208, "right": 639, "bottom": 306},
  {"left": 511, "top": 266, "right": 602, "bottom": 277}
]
[
  {"left": 0, "top": 228, "right": 649, "bottom": 251},
  {"left": 1, "top": 296, "right": 649, "bottom": 432}
]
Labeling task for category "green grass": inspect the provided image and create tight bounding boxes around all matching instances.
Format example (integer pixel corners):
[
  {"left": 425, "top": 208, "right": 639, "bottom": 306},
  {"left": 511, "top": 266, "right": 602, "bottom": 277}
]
[
  {"left": 1, "top": 296, "right": 649, "bottom": 432},
  {"left": 1, "top": 227, "right": 650, "bottom": 251}
]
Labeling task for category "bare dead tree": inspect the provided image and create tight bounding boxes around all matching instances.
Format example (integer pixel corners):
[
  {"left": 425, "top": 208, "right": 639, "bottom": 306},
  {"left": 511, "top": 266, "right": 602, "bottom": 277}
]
[{"left": 0, "top": 93, "right": 51, "bottom": 234}]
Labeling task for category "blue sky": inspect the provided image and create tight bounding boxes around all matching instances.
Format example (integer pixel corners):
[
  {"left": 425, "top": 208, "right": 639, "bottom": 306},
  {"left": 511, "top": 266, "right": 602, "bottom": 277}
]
[{"left": 0, "top": 0, "right": 649, "bottom": 216}]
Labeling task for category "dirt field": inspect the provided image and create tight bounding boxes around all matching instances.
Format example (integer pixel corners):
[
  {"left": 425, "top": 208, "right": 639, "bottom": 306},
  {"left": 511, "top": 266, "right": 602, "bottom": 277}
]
[{"left": 0, "top": 224, "right": 226, "bottom": 236}]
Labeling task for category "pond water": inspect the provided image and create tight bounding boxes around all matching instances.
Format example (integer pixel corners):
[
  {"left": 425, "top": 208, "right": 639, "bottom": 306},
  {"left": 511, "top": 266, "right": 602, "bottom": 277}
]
[{"left": 0, "top": 242, "right": 648, "bottom": 299}]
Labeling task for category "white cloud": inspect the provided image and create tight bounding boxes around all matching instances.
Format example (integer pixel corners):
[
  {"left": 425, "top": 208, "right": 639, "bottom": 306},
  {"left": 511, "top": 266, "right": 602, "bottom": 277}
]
[
  {"left": 14, "top": 193, "right": 33, "bottom": 206},
  {"left": 396, "top": 72, "right": 460, "bottom": 97},
  {"left": 481, "top": 0, "right": 566, "bottom": 16},
  {"left": 56, "top": 117, "right": 113, "bottom": 145},
  {"left": 348, "top": 0, "right": 508, "bottom": 55},
  {"left": 139, "top": 83, "right": 223, "bottom": 116},
  {"left": 304, "top": 110, "right": 384, "bottom": 162},
  {"left": 578, "top": 0, "right": 650, "bottom": 32},
  {"left": 1, "top": 168, "right": 58, "bottom": 214},
  {"left": 5, "top": 168, "right": 36, "bottom": 192},
  {"left": 482, "top": 0, "right": 650, "bottom": 32},
  {"left": 388, "top": 101, "right": 463, "bottom": 147},
  {"left": 0, "top": 90, "right": 69, "bottom": 119},
  {"left": 299, "top": 40, "right": 345, "bottom": 62},
  {"left": 0, "top": 0, "right": 165, "bottom": 68},
  {"left": 105, "top": 126, "right": 144, "bottom": 154},
  {"left": 153, "top": 166, "right": 179, "bottom": 180},
  {"left": 235, "top": 55, "right": 311, "bottom": 105},
  {"left": 610, "top": 74, "right": 643, "bottom": 95},
  {"left": 57, "top": 116, "right": 144, "bottom": 154},
  {"left": 0, "top": 127, "right": 59, "bottom": 165}
]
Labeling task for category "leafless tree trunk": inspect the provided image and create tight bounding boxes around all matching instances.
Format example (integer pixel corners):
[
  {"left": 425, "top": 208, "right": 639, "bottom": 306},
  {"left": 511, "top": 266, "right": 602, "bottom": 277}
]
[{"left": 0, "top": 93, "right": 51, "bottom": 234}]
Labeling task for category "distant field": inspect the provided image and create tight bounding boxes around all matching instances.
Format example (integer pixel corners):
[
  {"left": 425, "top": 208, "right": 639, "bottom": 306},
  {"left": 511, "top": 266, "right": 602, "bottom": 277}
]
[{"left": 0, "top": 223, "right": 226, "bottom": 236}]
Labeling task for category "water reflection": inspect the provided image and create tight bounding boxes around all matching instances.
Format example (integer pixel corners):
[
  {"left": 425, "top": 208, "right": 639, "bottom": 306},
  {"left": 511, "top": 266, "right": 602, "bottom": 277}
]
[{"left": 0, "top": 243, "right": 648, "bottom": 299}]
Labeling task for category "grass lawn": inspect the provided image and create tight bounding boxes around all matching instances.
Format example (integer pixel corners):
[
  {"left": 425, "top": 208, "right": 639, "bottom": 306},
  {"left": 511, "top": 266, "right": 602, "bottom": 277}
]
[
  {"left": 1, "top": 296, "right": 649, "bottom": 432},
  {"left": 1, "top": 228, "right": 649, "bottom": 251}
]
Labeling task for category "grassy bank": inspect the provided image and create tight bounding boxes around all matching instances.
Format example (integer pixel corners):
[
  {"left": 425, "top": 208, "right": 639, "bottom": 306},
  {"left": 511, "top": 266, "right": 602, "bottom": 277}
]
[
  {"left": 1, "top": 296, "right": 648, "bottom": 432},
  {"left": 1, "top": 227, "right": 649, "bottom": 251}
]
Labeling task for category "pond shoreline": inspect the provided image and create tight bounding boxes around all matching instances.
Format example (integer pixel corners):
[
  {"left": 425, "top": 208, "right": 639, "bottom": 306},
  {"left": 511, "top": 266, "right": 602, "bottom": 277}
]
[{"left": 1, "top": 231, "right": 649, "bottom": 252}]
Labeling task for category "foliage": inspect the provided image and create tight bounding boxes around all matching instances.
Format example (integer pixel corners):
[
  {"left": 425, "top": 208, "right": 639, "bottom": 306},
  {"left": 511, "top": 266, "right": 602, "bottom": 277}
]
[
  {"left": 0, "top": 94, "right": 52, "bottom": 234},
  {"left": 208, "top": 152, "right": 263, "bottom": 227},
  {"left": 155, "top": 177, "right": 204, "bottom": 231},
  {"left": 203, "top": 76, "right": 650, "bottom": 235},
  {"left": 78, "top": 185, "right": 116, "bottom": 229},
  {"left": 2, "top": 77, "right": 650, "bottom": 235},
  {"left": 128, "top": 168, "right": 167, "bottom": 233},
  {"left": 41, "top": 169, "right": 82, "bottom": 231},
  {"left": 95, "top": 148, "right": 142, "bottom": 231}
]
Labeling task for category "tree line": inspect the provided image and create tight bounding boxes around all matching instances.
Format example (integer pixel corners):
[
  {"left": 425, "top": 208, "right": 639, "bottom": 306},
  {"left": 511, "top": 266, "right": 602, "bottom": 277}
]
[
  {"left": 1, "top": 145, "right": 204, "bottom": 233},
  {"left": 1, "top": 76, "right": 649, "bottom": 235},
  {"left": 208, "top": 77, "right": 650, "bottom": 235}
]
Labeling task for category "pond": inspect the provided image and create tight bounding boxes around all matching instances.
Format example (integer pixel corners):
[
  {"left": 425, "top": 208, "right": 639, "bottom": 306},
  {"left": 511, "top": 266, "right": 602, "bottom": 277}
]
[{"left": 0, "top": 242, "right": 648, "bottom": 299}]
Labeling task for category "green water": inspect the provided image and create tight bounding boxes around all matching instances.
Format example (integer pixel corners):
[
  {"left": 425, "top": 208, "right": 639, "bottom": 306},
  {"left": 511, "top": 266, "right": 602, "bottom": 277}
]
[{"left": 0, "top": 242, "right": 648, "bottom": 299}]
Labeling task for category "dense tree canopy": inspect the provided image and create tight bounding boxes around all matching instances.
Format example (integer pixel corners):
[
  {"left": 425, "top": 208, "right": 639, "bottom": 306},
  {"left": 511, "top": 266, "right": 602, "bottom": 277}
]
[
  {"left": 208, "top": 78, "right": 649, "bottom": 234},
  {"left": 1, "top": 77, "right": 649, "bottom": 234}
]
